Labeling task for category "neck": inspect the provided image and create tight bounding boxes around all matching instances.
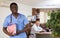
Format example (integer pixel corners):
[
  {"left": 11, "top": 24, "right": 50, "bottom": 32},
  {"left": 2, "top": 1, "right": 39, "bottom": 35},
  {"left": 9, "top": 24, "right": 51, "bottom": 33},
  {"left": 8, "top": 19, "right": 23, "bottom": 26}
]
[
  {"left": 12, "top": 12, "right": 18, "bottom": 15},
  {"left": 12, "top": 13, "right": 19, "bottom": 18},
  {"left": 35, "top": 24, "right": 38, "bottom": 26}
]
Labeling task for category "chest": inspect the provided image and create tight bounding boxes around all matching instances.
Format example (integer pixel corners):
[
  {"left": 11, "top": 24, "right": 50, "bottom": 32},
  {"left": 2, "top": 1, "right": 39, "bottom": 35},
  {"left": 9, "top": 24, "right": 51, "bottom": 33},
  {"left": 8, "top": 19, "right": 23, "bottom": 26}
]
[{"left": 8, "top": 16, "right": 24, "bottom": 25}]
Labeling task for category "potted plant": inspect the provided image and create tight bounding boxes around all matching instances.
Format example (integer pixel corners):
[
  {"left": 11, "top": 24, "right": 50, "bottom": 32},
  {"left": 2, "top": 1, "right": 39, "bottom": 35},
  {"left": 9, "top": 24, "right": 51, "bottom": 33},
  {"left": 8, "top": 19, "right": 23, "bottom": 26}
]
[{"left": 46, "top": 10, "right": 60, "bottom": 38}]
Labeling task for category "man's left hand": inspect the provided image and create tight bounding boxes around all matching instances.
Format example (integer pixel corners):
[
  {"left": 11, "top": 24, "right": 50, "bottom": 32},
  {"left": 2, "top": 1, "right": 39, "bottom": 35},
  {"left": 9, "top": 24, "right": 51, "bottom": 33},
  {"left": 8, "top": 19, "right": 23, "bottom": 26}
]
[{"left": 16, "top": 30, "right": 21, "bottom": 35}]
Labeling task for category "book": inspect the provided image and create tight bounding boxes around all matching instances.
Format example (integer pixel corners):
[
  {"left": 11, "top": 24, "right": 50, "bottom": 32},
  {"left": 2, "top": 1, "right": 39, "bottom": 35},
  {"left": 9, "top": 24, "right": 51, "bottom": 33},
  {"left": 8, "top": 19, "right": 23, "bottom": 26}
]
[{"left": 7, "top": 24, "right": 16, "bottom": 35}]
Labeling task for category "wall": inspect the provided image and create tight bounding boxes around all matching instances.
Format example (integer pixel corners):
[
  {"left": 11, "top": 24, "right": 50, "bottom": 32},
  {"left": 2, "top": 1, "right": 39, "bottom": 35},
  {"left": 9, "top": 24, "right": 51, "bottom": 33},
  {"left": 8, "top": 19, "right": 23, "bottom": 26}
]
[
  {"left": 39, "top": 9, "right": 50, "bottom": 23},
  {"left": 0, "top": 3, "right": 32, "bottom": 38}
]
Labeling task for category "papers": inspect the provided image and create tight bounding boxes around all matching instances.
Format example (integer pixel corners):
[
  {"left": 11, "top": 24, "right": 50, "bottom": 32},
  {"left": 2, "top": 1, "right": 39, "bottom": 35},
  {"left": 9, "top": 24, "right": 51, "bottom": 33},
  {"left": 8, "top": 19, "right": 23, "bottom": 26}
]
[{"left": 7, "top": 24, "right": 16, "bottom": 35}]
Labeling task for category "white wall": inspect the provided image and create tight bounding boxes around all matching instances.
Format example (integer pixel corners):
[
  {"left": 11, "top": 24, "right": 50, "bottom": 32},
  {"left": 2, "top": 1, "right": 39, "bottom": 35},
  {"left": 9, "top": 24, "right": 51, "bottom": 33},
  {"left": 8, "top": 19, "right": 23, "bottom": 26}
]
[
  {"left": 40, "top": 12, "right": 45, "bottom": 23},
  {"left": 39, "top": 12, "right": 48, "bottom": 23},
  {"left": 18, "top": 4, "right": 32, "bottom": 17},
  {"left": 0, "top": 7, "right": 10, "bottom": 38},
  {"left": 33, "top": 0, "right": 60, "bottom": 8},
  {"left": 0, "top": 3, "right": 32, "bottom": 38}
]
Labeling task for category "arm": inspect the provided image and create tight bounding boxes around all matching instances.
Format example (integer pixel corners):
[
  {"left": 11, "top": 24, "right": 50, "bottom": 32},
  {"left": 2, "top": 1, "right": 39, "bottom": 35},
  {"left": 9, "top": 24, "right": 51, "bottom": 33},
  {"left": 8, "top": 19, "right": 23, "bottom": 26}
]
[
  {"left": 16, "top": 23, "right": 31, "bottom": 35},
  {"left": 3, "top": 17, "right": 14, "bottom": 36},
  {"left": 16, "top": 15, "right": 31, "bottom": 35},
  {"left": 3, "top": 27, "right": 14, "bottom": 36}
]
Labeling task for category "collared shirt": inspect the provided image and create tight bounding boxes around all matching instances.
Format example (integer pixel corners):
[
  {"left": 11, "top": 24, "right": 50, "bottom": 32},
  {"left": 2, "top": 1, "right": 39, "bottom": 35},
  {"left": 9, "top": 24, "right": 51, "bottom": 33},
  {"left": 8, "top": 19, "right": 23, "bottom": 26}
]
[
  {"left": 3, "top": 13, "right": 29, "bottom": 38},
  {"left": 31, "top": 24, "right": 43, "bottom": 34}
]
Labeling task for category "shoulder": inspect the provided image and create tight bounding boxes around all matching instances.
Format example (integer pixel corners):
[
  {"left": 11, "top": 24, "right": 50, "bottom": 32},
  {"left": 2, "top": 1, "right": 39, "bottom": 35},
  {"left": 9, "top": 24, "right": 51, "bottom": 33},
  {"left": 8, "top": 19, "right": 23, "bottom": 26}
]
[
  {"left": 19, "top": 13, "right": 25, "bottom": 17},
  {"left": 19, "top": 13, "right": 26, "bottom": 18},
  {"left": 32, "top": 24, "right": 36, "bottom": 28},
  {"left": 5, "top": 14, "right": 11, "bottom": 19}
]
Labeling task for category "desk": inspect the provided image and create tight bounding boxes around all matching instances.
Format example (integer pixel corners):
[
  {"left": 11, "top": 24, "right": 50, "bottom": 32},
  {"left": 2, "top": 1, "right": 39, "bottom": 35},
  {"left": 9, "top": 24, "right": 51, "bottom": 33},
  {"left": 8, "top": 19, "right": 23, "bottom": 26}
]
[{"left": 35, "top": 32, "right": 53, "bottom": 38}]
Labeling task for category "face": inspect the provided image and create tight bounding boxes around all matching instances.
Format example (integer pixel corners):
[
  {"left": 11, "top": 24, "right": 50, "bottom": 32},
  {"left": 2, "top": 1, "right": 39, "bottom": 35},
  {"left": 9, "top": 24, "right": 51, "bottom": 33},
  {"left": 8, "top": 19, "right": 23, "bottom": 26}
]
[
  {"left": 10, "top": 5, "right": 18, "bottom": 14},
  {"left": 36, "top": 21, "right": 40, "bottom": 26}
]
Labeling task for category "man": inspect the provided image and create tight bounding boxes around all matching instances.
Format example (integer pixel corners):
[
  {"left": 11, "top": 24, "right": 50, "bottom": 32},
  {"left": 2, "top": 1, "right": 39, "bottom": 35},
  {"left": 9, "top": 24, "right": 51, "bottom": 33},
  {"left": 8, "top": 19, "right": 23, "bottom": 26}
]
[
  {"left": 31, "top": 19, "right": 44, "bottom": 33},
  {"left": 3, "top": 2, "right": 30, "bottom": 38},
  {"left": 30, "top": 19, "right": 45, "bottom": 38}
]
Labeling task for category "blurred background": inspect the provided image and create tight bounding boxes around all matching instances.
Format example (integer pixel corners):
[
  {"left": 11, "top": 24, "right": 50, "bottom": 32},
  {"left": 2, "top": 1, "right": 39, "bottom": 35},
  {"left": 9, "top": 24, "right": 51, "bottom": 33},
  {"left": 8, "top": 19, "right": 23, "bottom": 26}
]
[{"left": 0, "top": 0, "right": 60, "bottom": 38}]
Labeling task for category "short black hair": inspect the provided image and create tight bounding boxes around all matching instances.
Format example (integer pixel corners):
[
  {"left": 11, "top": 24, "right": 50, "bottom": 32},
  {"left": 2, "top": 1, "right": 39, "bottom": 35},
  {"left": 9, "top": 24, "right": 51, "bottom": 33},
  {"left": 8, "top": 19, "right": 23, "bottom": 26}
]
[
  {"left": 35, "top": 19, "right": 40, "bottom": 22},
  {"left": 10, "top": 2, "right": 18, "bottom": 8}
]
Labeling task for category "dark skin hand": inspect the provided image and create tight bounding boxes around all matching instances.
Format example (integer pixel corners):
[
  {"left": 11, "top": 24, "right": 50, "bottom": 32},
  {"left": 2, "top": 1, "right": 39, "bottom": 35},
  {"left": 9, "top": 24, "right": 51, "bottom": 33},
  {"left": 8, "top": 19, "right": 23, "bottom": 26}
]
[{"left": 3, "top": 27, "right": 14, "bottom": 36}]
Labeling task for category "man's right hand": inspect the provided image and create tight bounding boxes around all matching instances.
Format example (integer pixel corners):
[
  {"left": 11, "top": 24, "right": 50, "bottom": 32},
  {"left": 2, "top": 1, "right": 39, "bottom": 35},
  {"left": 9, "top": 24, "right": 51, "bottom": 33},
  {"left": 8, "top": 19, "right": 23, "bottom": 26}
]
[
  {"left": 3, "top": 27, "right": 15, "bottom": 36},
  {"left": 8, "top": 32, "right": 15, "bottom": 36}
]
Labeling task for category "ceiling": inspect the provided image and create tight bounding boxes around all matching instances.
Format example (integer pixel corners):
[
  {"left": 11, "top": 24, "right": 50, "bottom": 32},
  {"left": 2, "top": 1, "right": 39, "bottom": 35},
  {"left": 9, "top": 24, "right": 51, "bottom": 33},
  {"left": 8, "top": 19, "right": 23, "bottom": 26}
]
[
  {"left": 0, "top": 0, "right": 60, "bottom": 8},
  {"left": 0, "top": 0, "right": 48, "bottom": 7}
]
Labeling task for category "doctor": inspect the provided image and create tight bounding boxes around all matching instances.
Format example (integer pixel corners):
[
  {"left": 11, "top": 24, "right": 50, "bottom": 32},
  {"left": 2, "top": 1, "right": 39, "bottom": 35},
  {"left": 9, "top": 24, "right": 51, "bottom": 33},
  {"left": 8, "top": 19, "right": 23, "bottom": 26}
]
[{"left": 3, "top": 2, "right": 30, "bottom": 38}]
